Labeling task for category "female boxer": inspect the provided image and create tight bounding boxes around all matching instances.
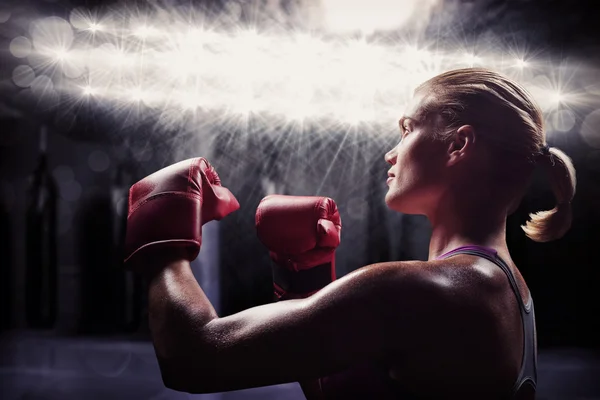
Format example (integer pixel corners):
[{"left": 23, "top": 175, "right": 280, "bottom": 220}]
[{"left": 124, "top": 68, "right": 576, "bottom": 399}]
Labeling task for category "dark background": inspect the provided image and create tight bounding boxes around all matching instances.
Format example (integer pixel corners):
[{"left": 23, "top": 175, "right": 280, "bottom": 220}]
[{"left": 1, "top": 0, "right": 600, "bottom": 399}]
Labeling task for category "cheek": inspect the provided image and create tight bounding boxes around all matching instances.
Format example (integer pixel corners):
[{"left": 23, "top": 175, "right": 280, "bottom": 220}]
[
  {"left": 407, "top": 141, "right": 444, "bottom": 179},
  {"left": 393, "top": 148, "right": 438, "bottom": 193},
  {"left": 395, "top": 149, "right": 421, "bottom": 184}
]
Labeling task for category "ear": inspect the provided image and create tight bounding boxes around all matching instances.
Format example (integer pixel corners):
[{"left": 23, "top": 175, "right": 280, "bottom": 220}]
[{"left": 446, "top": 125, "right": 476, "bottom": 167}]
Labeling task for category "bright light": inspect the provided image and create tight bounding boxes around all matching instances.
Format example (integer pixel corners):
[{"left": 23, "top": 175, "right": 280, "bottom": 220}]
[
  {"left": 109, "top": 51, "right": 131, "bottom": 67},
  {"left": 179, "top": 92, "right": 203, "bottom": 109},
  {"left": 133, "top": 25, "right": 157, "bottom": 39},
  {"left": 88, "top": 23, "right": 102, "bottom": 33},
  {"left": 53, "top": 49, "right": 70, "bottom": 61},
  {"left": 129, "top": 88, "right": 145, "bottom": 102},
  {"left": 463, "top": 53, "right": 481, "bottom": 65},
  {"left": 82, "top": 85, "right": 97, "bottom": 96},
  {"left": 551, "top": 92, "right": 563, "bottom": 104},
  {"left": 515, "top": 59, "right": 528, "bottom": 69},
  {"left": 319, "top": 0, "right": 442, "bottom": 34},
  {"left": 15, "top": 6, "right": 581, "bottom": 127}
]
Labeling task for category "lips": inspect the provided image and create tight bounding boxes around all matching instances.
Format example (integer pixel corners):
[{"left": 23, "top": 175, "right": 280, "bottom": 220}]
[{"left": 387, "top": 171, "right": 395, "bottom": 184}]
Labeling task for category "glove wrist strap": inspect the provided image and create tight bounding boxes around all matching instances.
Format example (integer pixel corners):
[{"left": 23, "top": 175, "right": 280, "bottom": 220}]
[{"left": 272, "top": 261, "right": 335, "bottom": 299}]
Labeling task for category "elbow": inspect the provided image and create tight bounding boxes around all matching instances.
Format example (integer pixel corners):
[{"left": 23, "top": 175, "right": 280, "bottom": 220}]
[
  {"left": 161, "top": 373, "right": 187, "bottom": 393},
  {"left": 157, "top": 354, "right": 219, "bottom": 394},
  {"left": 157, "top": 357, "right": 187, "bottom": 392},
  {"left": 151, "top": 312, "right": 224, "bottom": 393},
  {"left": 160, "top": 364, "right": 204, "bottom": 394},
  {"left": 162, "top": 376, "right": 220, "bottom": 394},
  {"left": 151, "top": 314, "right": 220, "bottom": 392},
  {"left": 162, "top": 374, "right": 204, "bottom": 394}
]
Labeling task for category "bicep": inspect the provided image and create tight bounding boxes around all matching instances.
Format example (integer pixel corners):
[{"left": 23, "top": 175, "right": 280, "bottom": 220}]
[{"left": 185, "top": 266, "right": 401, "bottom": 393}]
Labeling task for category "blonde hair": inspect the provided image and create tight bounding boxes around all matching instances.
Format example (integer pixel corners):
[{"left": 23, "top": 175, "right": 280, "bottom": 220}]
[{"left": 416, "top": 68, "right": 576, "bottom": 242}]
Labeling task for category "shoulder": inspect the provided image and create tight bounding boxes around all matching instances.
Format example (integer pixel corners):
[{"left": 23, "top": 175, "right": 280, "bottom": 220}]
[
  {"left": 326, "top": 260, "right": 484, "bottom": 319},
  {"left": 351, "top": 259, "right": 483, "bottom": 296},
  {"left": 302, "top": 259, "right": 494, "bottom": 329},
  {"left": 362, "top": 259, "right": 502, "bottom": 322},
  {"left": 363, "top": 260, "right": 499, "bottom": 346}
]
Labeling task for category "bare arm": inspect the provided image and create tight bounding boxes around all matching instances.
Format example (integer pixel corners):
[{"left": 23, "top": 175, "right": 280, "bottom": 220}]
[{"left": 144, "top": 254, "right": 451, "bottom": 394}]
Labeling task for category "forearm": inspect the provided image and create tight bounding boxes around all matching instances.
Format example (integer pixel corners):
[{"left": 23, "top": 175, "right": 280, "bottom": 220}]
[
  {"left": 273, "top": 264, "right": 332, "bottom": 400},
  {"left": 123, "top": 157, "right": 241, "bottom": 392},
  {"left": 143, "top": 254, "right": 218, "bottom": 381}
]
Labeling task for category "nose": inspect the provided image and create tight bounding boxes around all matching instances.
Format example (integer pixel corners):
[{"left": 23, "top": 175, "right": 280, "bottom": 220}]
[{"left": 385, "top": 147, "right": 397, "bottom": 165}]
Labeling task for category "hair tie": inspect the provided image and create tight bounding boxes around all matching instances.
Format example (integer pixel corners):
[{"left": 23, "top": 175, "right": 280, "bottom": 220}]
[
  {"left": 537, "top": 144, "right": 555, "bottom": 166},
  {"left": 540, "top": 144, "right": 551, "bottom": 155}
]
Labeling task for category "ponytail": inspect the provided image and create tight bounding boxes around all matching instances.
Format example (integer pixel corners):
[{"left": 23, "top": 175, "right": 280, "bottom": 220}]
[{"left": 521, "top": 146, "right": 577, "bottom": 242}]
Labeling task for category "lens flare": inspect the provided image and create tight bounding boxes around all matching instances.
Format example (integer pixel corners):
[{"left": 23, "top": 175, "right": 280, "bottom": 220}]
[
  {"left": 8, "top": 3, "right": 589, "bottom": 133},
  {"left": 82, "top": 85, "right": 97, "bottom": 96}
]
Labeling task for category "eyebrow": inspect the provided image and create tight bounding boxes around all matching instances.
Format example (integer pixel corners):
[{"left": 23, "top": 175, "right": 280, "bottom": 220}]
[{"left": 399, "top": 116, "right": 415, "bottom": 130}]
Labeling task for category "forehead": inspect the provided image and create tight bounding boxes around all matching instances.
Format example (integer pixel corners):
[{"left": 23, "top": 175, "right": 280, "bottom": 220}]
[{"left": 401, "top": 91, "right": 436, "bottom": 123}]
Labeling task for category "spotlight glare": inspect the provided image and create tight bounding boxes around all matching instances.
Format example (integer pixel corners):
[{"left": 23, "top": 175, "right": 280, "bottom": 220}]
[
  {"left": 88, "top": 23, "right": 102, "bottom": 33},
  {"left": 11, "top": 8, "right": 583, "bottom": 126},
  {"left": 82, "top": 85, "right": 97, "bottom": 96},
  {"left": 180, "top": 93, "right": 203, "bottom": 110},
  {"left": 551, "top": 92, "right": 563, "bottom": 104},
  {"left": 129, "top": 88, "right": 148, "bottom": 102},
  {"left": 463, "top": 53, "right": 481, "bottom": 65},
  {"left": 134, "top": 25, "right": 157, "bottom": 39},
  {"left": 110, "top": 51, "right": 131, "bottom": 67},
  {"left": 515, "top": 59, "right": 528, "bottom": 68},
  {"left": 53, "top": 49, "right": 70, "bottom": 61}
]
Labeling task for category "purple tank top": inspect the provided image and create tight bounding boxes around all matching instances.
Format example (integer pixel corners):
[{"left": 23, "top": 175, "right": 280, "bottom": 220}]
[{"left": 435, "top": 244, "right": 498, "bottom": 260}]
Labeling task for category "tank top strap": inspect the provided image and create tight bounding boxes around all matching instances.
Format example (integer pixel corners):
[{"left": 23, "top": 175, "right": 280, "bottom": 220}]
[{"left": 436, "top": 245, "right": 531, "bottom": 311}]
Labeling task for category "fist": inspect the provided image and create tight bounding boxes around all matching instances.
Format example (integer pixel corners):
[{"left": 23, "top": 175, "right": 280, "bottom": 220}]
[
  {"left": 124, "top": 157, "right": 239, "bottom": 265},
  {"left": 256, "top": 195, "right": 341, "bottom": 271},
  {"left": 256, "top": 195, "right": 341, "bottom": 300}
]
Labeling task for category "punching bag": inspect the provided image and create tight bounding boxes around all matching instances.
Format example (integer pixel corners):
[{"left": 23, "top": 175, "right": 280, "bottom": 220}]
[
  {"left": 25, "top": 125, "right": 58, "bottom": 329},
  {"left": 0, "top": 193, "right": 12, "bottom": 331},
  {"left": 111, "top": 163, "right": 142, "bottom": 333}
]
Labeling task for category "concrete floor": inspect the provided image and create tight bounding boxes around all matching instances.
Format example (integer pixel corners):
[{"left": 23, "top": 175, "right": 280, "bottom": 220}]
[{"left": 1, "top": 333, "right": 599, "bottom": 400}]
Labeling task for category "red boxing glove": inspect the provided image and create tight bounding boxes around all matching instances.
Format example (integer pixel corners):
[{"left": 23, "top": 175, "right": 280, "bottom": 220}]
[
  {"left": 255, "top": 195, "right": 341, "bottom": 300},
  {"left": 124, "top": 157, "right": 239, "bottom": 266}
]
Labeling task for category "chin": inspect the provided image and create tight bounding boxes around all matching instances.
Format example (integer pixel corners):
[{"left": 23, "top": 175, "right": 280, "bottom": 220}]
[
  {"left": 385, "top": 190, "right": 423, "bottom": 215},
  {"left": 385, "top": 191, "right": 405, "bottom": 212}
]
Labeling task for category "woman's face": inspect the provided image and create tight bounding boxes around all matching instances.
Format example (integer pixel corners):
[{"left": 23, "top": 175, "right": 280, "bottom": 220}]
[{"left": 384, "top": 94, "right": 449, "bottom": 215}]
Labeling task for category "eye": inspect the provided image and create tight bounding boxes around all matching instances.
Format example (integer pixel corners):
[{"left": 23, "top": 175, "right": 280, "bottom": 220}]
[{"left": 398, "top": 118, "right": 411, "bottom": 142}]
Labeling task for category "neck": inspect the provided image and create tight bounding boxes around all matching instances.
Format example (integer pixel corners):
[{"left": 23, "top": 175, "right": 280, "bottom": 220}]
[{"left": 427, "top": 188, "right": 509, "bottom": 261}]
